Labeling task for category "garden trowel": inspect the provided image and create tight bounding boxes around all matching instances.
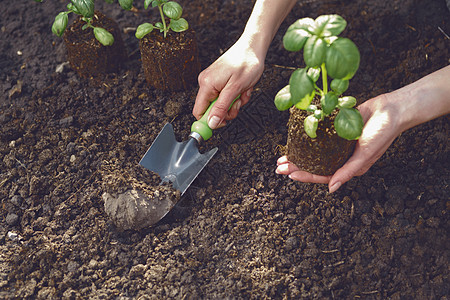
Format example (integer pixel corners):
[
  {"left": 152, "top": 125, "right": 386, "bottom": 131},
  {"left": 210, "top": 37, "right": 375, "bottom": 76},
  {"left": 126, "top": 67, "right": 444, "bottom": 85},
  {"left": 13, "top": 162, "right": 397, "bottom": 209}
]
[{"left": 140, "top": 97, "right": 238, "bottom": 196}]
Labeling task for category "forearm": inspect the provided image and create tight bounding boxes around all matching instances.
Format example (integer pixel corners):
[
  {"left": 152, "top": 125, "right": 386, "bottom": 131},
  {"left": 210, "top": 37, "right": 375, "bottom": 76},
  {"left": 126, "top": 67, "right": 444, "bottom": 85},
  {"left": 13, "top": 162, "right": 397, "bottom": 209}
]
[
  {"left": 390, "top": 65, "right": 450, "bottom": 133},
  {"left": 239, "top": 0, "right": 297, "bottom": 60}
]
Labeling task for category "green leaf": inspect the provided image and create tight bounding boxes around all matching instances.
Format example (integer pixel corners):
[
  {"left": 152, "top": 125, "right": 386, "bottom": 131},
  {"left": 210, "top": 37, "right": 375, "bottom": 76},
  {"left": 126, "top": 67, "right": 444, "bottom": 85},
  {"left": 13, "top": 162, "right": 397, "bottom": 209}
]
[
  {"left": 52, "top": 12, "right": 68, "bottom": 37},
  {"left": 330, "top": 78, "right": 349, "bottom": 94},
  {"left": 304, "top": 115, "right": 319, "bottom": 138},
  {"left": 170, "top": 18, "right": 188, "bottom": 32},
  {"left": 289, "top": 68, "right": 315, "bottom": 109},
  {"left": 143, "top": 0, "right": 151, "bottom": 9},
  {"left": 135, "top": 23, "right": 154, "bottom": 39},
  {"left": 67, "top": 3, "right": 81, "bottom": 14},
  {"left": 155, "top": 22, "right": 164, "bottom": 30},
  {"left": 313, "top": 14, "right": 346, "bottom": 37},
  {"left": 325, "top": 37, "right": 360, "bottom": 80},
  {"left": 303, "top": 36, "right": 327, "bottom": 68},
  {"left": 118, "top": 0, "right": 133, "bottom": 10},
  {"left": 93, "top": 27, "right": 114, "bottom": 46},
  {"left": 163, "top": 1, "right": 182, "bottom": 19},
  {"left": 104, "top": 0, "right": 115, "bottom": 3},
  {"left": 283, "top": 19, "right": 313, "bottom": 52},
  {"left": 338, "top": 96, "right": 357, "bottom": 108},
  {"left": 321, "top": 92, "right": 338, "bottom": 115},
  {"left": 307, "top": 67, "right": 321, "bottom": 82},
  {"left": 72, "top": 0, "right": 94, "bottom": 18},
  {"left": 306, "top": 104, "right": 318, "bottom": 112},
  {"left": 335, "top": 108, "right": 363, "bottom": 140},
  {"left": 151, "top": 0, "right": 160, "bottom": 8},
  {"left": 314, "top": 109, "right": 324, "bottom": 120},
  {"left": 274, "top": 85, "right": 294, "bottom": 111}
]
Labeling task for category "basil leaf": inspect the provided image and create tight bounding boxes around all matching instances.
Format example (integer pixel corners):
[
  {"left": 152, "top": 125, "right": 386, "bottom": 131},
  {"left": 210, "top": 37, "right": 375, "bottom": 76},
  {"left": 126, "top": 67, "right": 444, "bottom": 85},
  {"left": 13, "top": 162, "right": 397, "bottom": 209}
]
[
  {"left": 330, "top": 78, "right": 349, "bottom": 94},
  {"left": 289, "top": 68, "right": 315, "bottom": 109},
  {"left": 71, "top": 0, "right": 94, "bottom": 18},
  {"left": 313, "top": 14, "right": 346, "bottom": 37},
  {"left": 335, "top": 108, "right": 363, "bottom": 140},
  {"left": 325, "top": 37, "right": 360, "bottom": 80},
  {"left": 321, "top": 92, "right": 338, "bottom": 115},
  {"left": 304, "top": 115, "right": 319, "bottom": 138},
  {"left": 163, "top": 1, "right": 182, "bottom": 20},
  {"left": 118, "top": 0, "right": 133, "bottom": 10},
  {"left": 135, "top": 23, "right": 154, "bottom": 39},
  {"left": 303, "top": 36, "right": 327, "bottom": 68},
  {"left": 338, "top": 96, "right": 357, "bottom": 108},
  {"left": 52, "top": 12, "right": 68, "bottom": 37},
  {"left": 93, "top": 27, "right": 114, "bottom": 46},
  {"left": 274, "top": 85, "right": 294, "bottom": 111},
  {"left": 169, "top": 18, "right": 188, "bottom": 32}
]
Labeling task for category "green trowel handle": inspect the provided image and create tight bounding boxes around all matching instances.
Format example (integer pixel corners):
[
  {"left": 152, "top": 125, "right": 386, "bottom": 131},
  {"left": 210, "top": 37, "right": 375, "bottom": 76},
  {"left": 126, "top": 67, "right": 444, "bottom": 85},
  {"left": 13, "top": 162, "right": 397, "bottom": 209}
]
[{"left": 191, "top": 95, "right": 240, "bottom": 141}]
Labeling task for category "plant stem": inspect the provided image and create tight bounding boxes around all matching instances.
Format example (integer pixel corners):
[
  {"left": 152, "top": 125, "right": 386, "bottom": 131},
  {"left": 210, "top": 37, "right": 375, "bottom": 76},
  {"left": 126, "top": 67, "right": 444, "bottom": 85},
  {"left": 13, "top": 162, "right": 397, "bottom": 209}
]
[
  {"left": 321, "top": 63, "right": 328, "bottom": 94},
  {"left": 158, "top": 4, "right": 167, "bottom": 38}
]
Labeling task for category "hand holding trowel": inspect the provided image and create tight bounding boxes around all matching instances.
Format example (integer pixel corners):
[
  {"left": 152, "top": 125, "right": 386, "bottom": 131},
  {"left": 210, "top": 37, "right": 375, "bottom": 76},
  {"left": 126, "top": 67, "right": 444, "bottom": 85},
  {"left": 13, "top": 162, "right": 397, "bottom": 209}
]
[{"left": 139, "top": 96, "right": 239, "bottom": 196}]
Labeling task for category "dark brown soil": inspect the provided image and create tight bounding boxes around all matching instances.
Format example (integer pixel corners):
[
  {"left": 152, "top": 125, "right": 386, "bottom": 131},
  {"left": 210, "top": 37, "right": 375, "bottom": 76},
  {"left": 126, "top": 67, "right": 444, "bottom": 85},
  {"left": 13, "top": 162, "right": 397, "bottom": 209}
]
[
  {"left": 1, "top": 0, "right": 449, "bottom": 299},
  {"left": 140, "top": 28, "right": 200, "bottom": 91}
]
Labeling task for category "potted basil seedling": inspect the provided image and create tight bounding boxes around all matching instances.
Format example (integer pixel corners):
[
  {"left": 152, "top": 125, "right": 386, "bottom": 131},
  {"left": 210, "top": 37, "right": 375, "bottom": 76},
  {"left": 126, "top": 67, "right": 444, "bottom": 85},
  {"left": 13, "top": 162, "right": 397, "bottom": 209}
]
[
  {"left": 37, "top": 0, "right": 127, "bottom": 78},
  {"left": 274, "top": 14, "right": 364, "bottom": 175},
  {"left": 121, "top": 0, "right": 200, "bottom": 91}
]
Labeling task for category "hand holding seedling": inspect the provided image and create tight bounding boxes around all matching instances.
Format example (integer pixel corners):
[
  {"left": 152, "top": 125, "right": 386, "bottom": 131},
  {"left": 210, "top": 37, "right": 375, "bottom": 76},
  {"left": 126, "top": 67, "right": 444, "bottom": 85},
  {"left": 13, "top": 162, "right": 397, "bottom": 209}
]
[
  {"left": 49, "top": 0, "right": 115, "bottom": 46},
  {"left": 277, "top": 66, "right": 450, "bottom": 192},
  {"left": 133, "top": 0, "right": 189, "bottom": 39}
]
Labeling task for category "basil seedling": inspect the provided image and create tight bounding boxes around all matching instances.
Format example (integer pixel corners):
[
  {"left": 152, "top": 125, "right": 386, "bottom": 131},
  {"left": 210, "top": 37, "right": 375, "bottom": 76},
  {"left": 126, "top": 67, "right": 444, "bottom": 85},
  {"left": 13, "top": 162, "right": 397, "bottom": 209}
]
[
  {"left": 129, "top": 0, "right": 189, "bottom": 39},
  {"left": 274, "top": 15, "right": 363, "bottom": 140},
  {"left": 44, "top": 0, "right": 115, "bottom": 46}
]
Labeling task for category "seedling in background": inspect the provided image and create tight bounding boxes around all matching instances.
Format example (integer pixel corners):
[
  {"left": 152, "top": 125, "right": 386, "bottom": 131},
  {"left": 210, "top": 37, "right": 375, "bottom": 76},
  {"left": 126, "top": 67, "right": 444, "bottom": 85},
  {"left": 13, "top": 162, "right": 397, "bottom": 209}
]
[
  {"left": 274, "top": 15, "right": 364, "bottom": 140},
  {"left": 36, "top": 0, "right": 115, "bottom": 46},
  {"left": 119, "top": 0, "right": 188, "bottom": 39}
]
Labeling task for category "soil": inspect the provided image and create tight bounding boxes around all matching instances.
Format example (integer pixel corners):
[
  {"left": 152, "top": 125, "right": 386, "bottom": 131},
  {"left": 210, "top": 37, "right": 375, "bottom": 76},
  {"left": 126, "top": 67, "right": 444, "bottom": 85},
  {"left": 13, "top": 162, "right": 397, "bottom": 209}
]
[{"left": 1, "top": 0, "right": 449, "bottom": 299}]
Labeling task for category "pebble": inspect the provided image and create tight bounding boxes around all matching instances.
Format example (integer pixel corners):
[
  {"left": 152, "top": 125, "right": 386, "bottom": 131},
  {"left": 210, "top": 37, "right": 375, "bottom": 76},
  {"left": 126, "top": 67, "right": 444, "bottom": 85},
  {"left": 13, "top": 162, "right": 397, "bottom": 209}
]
[
  {"left": 6, "top": 213, "right": 19, "bottom": 225},
  {"left": 10, "top": 195, "right": 22, "bottom": 207}
]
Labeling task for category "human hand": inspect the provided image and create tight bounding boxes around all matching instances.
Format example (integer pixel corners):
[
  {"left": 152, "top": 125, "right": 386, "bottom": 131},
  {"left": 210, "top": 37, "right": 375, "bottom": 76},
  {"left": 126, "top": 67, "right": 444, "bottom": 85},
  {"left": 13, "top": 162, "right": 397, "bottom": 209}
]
[
  {"left": 193, "top": 38, "right": 265, "bottom": 129},
  {"left": 276, "top": 93, "right": 403, "bottom": 193}
]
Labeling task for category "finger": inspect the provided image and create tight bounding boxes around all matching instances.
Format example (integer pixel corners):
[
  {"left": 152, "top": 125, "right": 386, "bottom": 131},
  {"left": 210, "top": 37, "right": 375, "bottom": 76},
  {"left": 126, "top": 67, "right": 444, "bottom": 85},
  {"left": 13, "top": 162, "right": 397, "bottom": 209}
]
[
  {"left": 277, "top": 155, "right": 290, "bottom": 165},
  {"left": 226, "top": 99, "right": 242, "bottom": 120},
  {"left": 193, "top": 74, "right": 220, "bottom": 120},
  {"left": 328, "top": 148, "right": 371, "bottom": 193},
  {"left": 276, "top": 158, "right": 331, "bottom": 184},
  {"left": 275, "top": 161, "right": 299, "bottom": 175},
  {"left": 289, "top": 171, "right": 331, "bottom": 184},
  {"left": 208, "top": 87, "right": 241, "bottom": 129}
]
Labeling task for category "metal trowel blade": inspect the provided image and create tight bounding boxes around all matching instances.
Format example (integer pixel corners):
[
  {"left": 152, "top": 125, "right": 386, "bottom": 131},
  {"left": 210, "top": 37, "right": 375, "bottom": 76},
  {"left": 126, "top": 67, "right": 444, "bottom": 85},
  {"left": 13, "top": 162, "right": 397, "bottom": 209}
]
[{"left": 139, "top": 123, "right": 217, "bottom": 195}]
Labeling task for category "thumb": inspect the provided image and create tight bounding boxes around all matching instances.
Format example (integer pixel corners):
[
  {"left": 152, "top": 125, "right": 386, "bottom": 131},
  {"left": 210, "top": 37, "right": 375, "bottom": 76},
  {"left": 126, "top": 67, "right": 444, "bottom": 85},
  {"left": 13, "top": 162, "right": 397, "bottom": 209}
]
[
  {"left": 208, "top": 88, "right": 241, "bottom": 129},
  {"left": 328, "top": 148, "right": 371, "bottom": 193}
]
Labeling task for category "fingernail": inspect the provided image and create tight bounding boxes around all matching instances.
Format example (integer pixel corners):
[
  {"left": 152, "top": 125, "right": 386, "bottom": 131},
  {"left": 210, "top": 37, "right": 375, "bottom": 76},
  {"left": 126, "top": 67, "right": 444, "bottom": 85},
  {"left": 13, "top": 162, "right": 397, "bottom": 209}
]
[
  {"left": 208, "top": 116, "right": 221, "bottom": 129},
  {"left": 246, "top": 90, "right": 252, "bottom": 97},
  {"left": 235, "top": 100, "right": 242, "bottom": 111},
  {"left": 329, "top": 182, "right": 341, "bottom": 193}
]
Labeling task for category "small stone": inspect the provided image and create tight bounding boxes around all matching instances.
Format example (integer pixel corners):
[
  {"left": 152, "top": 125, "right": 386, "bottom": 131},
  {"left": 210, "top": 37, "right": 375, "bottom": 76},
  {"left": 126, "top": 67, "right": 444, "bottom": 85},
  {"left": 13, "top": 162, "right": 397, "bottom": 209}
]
[
  {"left": 129, "top": 264, "right": 147, "bottom": 278},
  {"left": 6, "top": 213, "right": 19, "bottom": 225},
  {"left": 70, "top": 155, "right": 76, "bottom": 163},
  {"left": 10, "top": 195, "right": 23, "bottom": 207}
]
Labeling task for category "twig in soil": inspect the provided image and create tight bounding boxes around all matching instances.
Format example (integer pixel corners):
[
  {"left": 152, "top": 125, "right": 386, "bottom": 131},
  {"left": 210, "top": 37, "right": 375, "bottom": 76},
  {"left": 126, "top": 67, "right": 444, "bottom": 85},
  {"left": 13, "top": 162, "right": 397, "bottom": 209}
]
[
  {"left": 321, "top": 249, "right": 339, "bottom": 254},
  {"left": 361, "top": 290, "right": 379, "bottom": 295},
  {"left": 437, "top": 26, "right": 450, "bottom": 39},
  {"left": 325, "top": 261, "right": 344, "bottom": 268},
  {"left": 270, "top": 64, "right": 296, "bottom": 70}
]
